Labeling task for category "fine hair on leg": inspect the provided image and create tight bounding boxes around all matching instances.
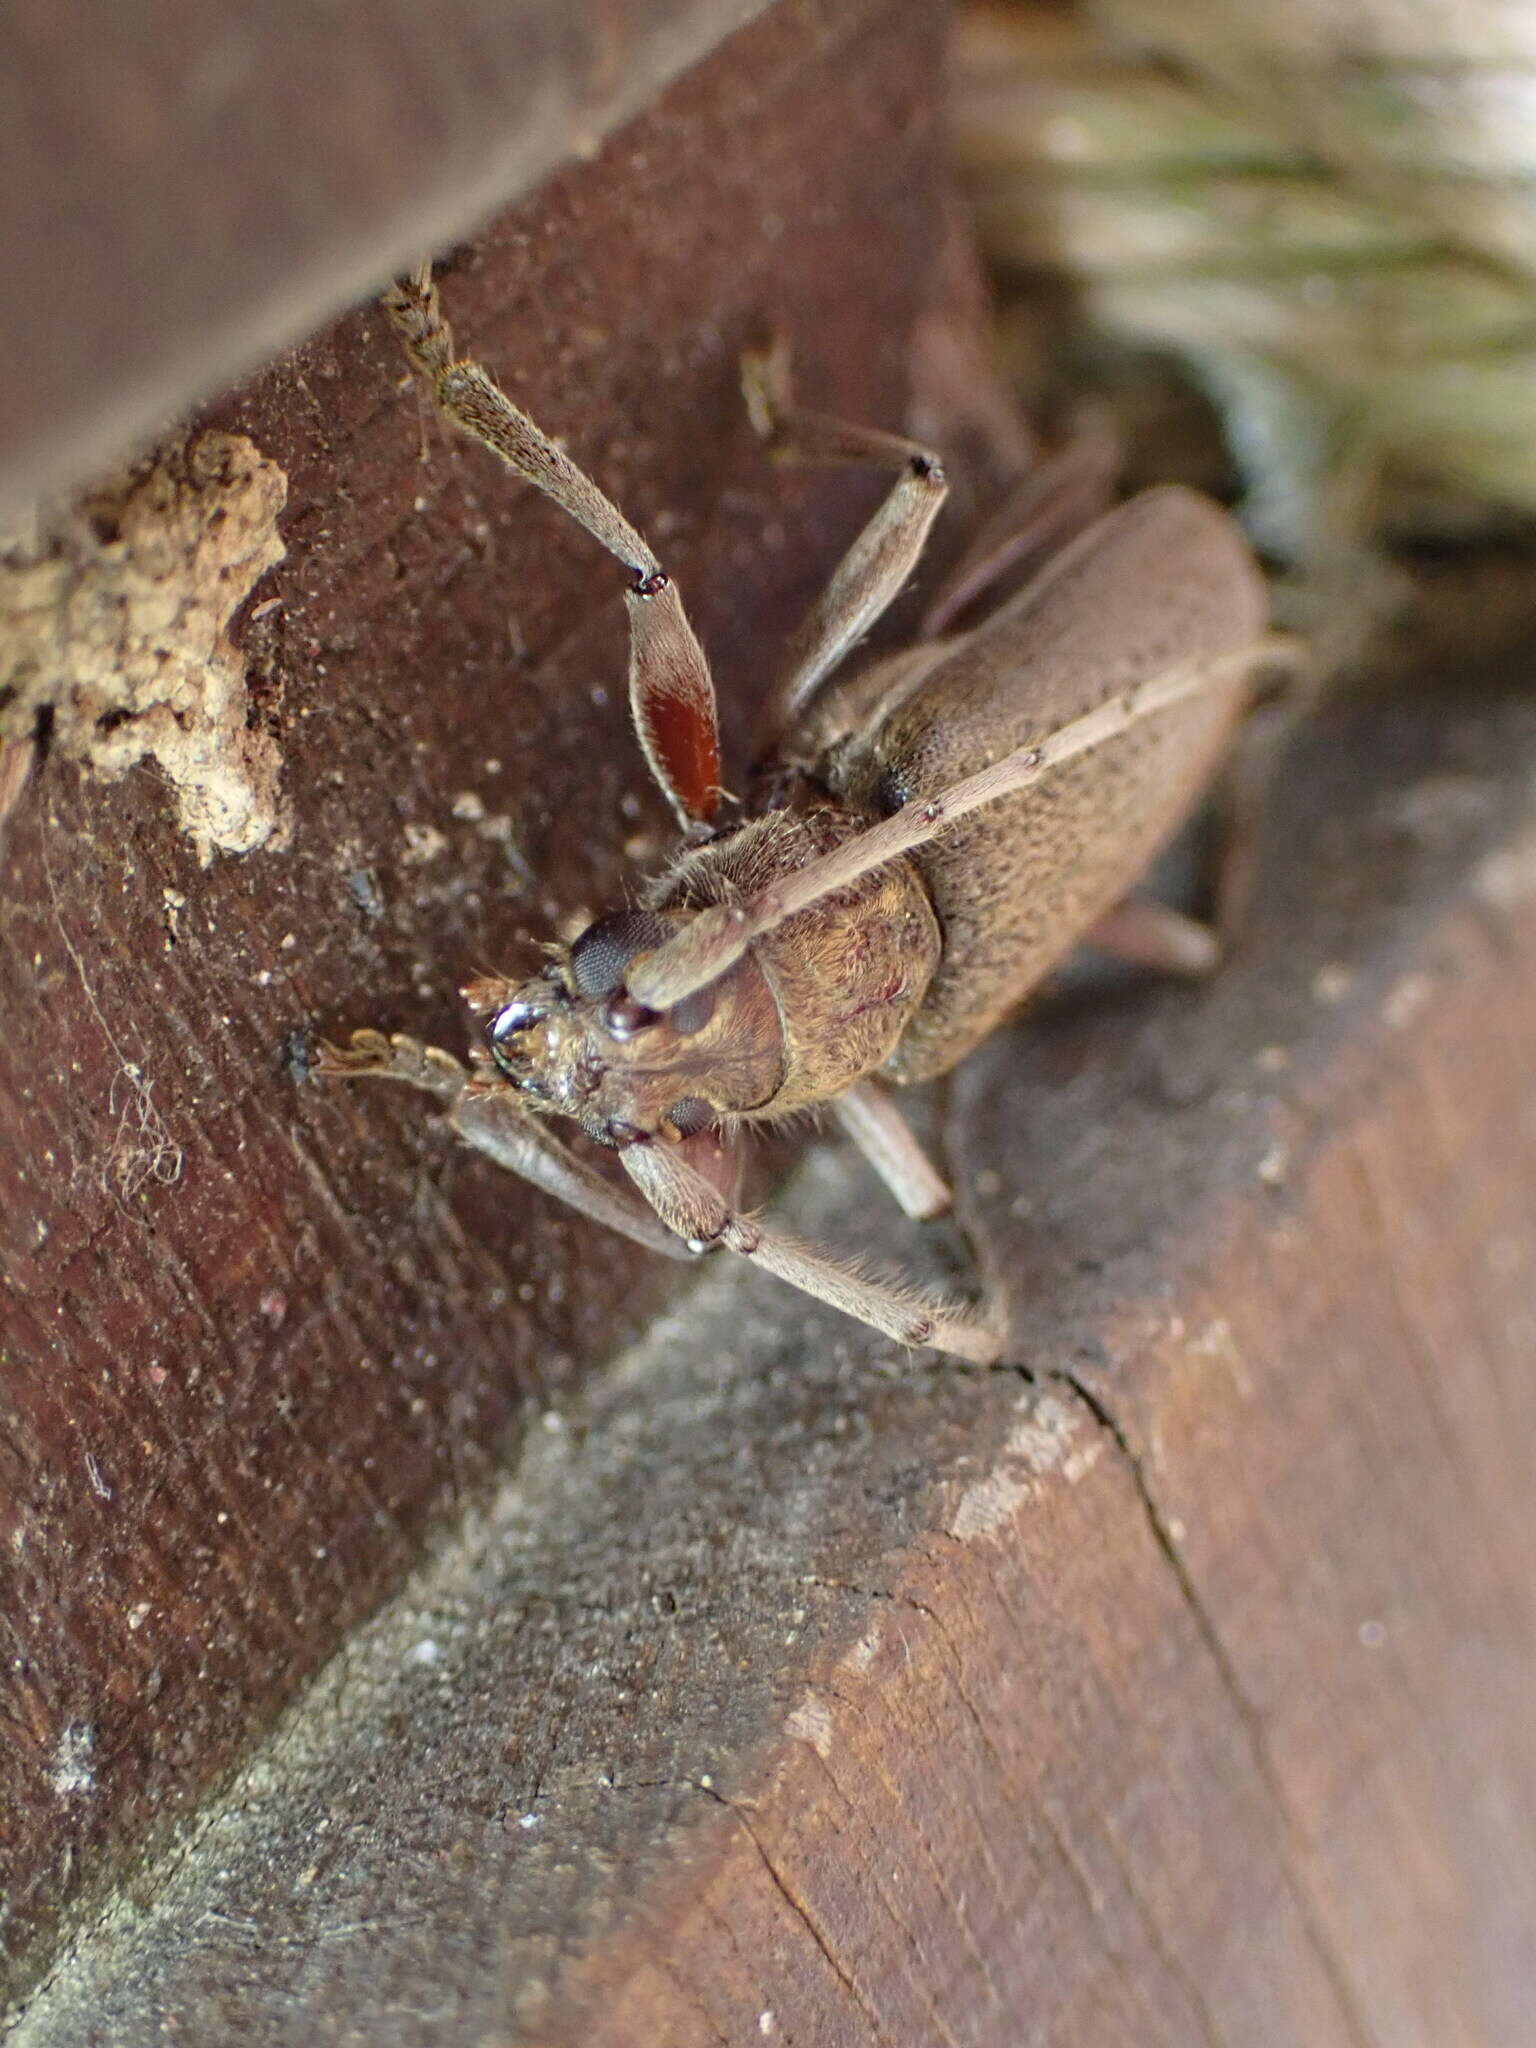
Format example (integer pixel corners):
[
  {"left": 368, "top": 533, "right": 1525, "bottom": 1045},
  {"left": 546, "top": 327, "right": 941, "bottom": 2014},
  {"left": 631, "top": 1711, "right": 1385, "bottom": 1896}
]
[
  {"left": 832, "top": 1082, "right": 952, "bottom": 1220},
  {"left": 621, "top": 1135, "right": 1002, "bottom": 1364},
  {"left": 743, "top": 337, "right": 950, "bottom": 749}
]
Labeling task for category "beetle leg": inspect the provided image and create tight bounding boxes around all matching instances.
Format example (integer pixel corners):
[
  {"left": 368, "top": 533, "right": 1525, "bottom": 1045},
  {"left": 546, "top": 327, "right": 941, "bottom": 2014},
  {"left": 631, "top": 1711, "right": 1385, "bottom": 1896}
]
[
  {"left": 919, "top": 414, "right": 1120, "bottom": 639},
  {"left": 1084, "top": 897, "right": 1222, "bottom": 979},
  {"left": 621, "top": 1135, "right": 1001, "bottom": 1364},
  {"left": 452, "top": 1086, "right": 700, "bottom": 1259},
  {"left": 743, "top": 337, "right": 950, "bottom": 749},
  {"left": 316, "top": 1030, "right": 696, "bottom": 1260},
  {"left": 831, "top": 1081, "right": 951, "bottom": 1220},
  {"left": 773, "top": 641, "right": 953, "bottom": 772},
  {"left": 1210, "top": 650, "right": 1316, "bottom": 943},
  {"left": 777, "top": 417, "right": 1120, "bottom": 763},
  {"left": 0, "top": 735, "right": 33, "bottom": 846},
  {"left": 386, "top": 264, "right": 721, "bottom": 829}
]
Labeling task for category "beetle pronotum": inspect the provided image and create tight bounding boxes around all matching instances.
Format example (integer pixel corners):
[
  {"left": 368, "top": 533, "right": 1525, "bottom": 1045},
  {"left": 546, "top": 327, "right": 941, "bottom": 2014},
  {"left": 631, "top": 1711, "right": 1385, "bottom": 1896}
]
[{"left": 320, "top": 264, "right": 1281, "bottom": 1365}]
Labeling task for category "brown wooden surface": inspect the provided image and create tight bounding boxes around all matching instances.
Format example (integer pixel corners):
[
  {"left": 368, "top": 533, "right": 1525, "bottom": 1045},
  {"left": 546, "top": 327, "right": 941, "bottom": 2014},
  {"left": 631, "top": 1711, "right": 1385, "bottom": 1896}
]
[
  {"left": 0, "top": 0, "right": 1003, "bottom": 1999},
  {"left": 10, "top": 671, "right": 1536, "bottom": 2047},
  {"left": 0, "top": 0, "right": 777, "bottom": 521},
  {"left": 7, "top": 0, "right": 1536, "bottom": 2039}
]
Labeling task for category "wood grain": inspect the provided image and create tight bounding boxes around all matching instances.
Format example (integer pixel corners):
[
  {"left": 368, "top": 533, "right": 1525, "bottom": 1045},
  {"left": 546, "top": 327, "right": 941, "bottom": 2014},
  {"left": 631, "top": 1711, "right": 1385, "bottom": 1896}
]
[
  {"left": 12, "top": 681, "right": 1536, "bottom": 2047},
  {"left": 0, "top": 0, "right": 781, "bottom": 520},
  {"left": 0, "top": 0, "right": 997, "bottom": 1996}
]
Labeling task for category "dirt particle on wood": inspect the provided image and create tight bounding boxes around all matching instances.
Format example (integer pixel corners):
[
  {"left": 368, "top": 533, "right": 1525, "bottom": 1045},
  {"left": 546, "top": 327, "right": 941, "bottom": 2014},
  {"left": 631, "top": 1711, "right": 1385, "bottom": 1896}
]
[
  {"left": 47, "top": 1726, "right": 96, "bottom": 1801},
  {"left": 0, "top": 432, "right": 288, "bottom": 862}
]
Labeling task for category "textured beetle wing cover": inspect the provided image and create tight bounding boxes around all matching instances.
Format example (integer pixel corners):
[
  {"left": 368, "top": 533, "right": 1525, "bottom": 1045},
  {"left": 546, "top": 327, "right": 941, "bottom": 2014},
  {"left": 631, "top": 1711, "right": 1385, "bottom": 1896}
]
[{"left": 845, "top": 485, "right": 1266, "bottom": 1081}]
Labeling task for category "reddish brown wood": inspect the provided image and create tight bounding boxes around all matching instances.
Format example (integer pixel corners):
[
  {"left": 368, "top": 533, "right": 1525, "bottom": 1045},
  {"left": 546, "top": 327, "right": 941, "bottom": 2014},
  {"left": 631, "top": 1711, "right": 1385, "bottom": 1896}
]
[
  {"left": 0, "top": 0, "right": 995, "bottom": 1995},
  {"left": 7, "top": 0, "right": 1536, "bottom": 2038},
  {"left": 12, "top": 683, "right": 1536, "bottom": 2047},
  {"left": 0, "top": 0, "right": 779, "bottom": 520}
]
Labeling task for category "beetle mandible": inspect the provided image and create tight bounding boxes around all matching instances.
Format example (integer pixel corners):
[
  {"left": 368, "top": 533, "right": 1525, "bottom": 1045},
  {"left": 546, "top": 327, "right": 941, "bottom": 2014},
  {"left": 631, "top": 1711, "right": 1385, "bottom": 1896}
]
[{"left": 319, "top": 263, "right": 1278, "bottom": 1364}]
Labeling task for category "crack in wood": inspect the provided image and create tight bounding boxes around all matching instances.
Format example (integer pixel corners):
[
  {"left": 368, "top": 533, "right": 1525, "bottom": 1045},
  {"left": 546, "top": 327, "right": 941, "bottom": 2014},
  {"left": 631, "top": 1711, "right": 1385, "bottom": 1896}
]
[
  {"left": 1095, "top": 1806, "right": 1227, "bottom": 2048},
  {"left": 648, "top": 1953, "right": 733, "bottom": 2048},
  {"left": 791, "top": 1673, "right": 1010, "bottom": 2019},
  {"left": 1054, "top": 1368, "right": 1380, "bottom": 2048},
  {"left": 693, "top": 1780, "right": 900, "bottom": 2047},
  {"left": 905, "top": 1534, "right": 1214, "bottom": 2047},
  {"left": 787, "top": 1745, "right": 971, "bottom": 2048}
]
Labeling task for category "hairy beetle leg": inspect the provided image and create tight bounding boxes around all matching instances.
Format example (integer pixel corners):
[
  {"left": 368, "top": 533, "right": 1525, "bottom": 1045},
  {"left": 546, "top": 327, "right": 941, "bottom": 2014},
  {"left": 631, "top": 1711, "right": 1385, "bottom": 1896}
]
[
  {"left": 919, "top": 411, "right": 1121, "bottom": 639},
  {"left": 832, "top": 1081, "right": 952, "bottom": 1220},
  {"left": 1085, "top": 898, "right": 1222, "bottom": 979},
  {"left": 743, "top": 337, "right": 950, "bottom": 750},
  {"left": 316, "top": 1030, "right": 694, "bottom": 1260},
  {"left": 622, "top": 1131, "right": 1002, "bottom": 1366},
  {"left": 385, "top": 263, "right": 722, "bottom": 830}
]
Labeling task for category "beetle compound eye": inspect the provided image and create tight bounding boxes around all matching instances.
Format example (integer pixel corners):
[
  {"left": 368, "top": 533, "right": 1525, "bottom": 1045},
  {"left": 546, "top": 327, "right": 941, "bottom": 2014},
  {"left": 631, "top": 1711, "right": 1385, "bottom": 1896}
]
[
  {"left": 872, "top": 765, "right": 912, "bottom": 818},
  {"left": 569, "top": 909, "right": 674, "bottom": 998},
  {"left": 668, "top": 984, "right": 717, "bottom": 1037},
  {"left": 665, "top": 1096, "right": 715, "bottom": 1138}
]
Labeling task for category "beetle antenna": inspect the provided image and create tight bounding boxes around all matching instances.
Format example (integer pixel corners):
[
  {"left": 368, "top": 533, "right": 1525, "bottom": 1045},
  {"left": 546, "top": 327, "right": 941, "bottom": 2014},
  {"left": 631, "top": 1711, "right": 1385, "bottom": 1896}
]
[{"left": 624, "top": 637, "right": 1281, "bottom": 1012}]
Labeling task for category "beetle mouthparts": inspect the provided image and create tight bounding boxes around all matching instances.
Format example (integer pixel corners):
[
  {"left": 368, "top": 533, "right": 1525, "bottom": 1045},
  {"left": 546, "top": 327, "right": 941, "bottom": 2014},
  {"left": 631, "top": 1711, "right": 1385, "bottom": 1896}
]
[
  {"left": 486, "top": 997, "right": 547, "bottom": 1066},
  {"left": 490, "top": 998, "right": 542, "bottom": 1032}
]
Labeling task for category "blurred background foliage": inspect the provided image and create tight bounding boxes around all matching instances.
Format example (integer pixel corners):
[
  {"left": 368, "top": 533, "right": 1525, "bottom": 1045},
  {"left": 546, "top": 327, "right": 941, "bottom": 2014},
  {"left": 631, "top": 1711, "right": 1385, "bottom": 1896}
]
[{"left": 952, "top": 0, "right": 1536, "bottom": 672}]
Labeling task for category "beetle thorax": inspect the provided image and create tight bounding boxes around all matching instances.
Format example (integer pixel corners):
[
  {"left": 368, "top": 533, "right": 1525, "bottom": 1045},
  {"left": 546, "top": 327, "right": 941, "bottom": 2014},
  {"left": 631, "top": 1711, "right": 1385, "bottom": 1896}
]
[{"left": 653, "top": 802, "right": 943, "bottom": 1118}]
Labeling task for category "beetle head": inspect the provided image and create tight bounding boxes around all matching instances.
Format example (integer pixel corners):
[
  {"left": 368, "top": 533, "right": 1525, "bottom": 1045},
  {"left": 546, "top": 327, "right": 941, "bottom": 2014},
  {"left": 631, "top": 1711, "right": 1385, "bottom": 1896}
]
[{"left": 471, "top": 908, "right": 783, "bottom": 1144}]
